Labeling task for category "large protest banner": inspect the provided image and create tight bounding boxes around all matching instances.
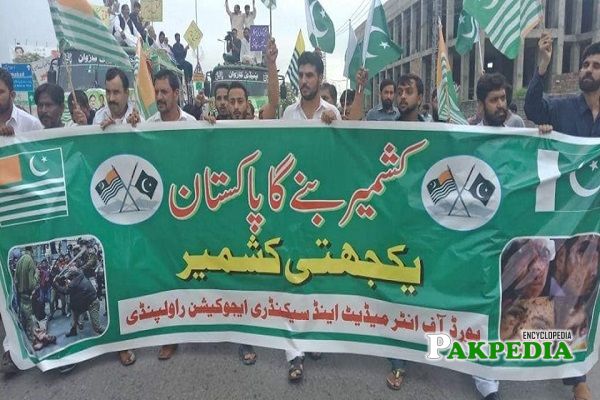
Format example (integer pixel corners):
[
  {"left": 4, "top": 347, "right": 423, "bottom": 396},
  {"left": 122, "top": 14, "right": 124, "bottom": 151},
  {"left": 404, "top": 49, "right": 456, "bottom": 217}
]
[{"left": 1, "top": 121, "right": 599, "bottom": 379}]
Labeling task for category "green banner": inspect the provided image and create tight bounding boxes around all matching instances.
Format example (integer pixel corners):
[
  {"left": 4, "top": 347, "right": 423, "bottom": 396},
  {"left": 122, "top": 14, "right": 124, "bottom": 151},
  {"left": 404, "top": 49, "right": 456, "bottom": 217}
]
[{"left": 1, "top": 121, "right": 599, "bottom": 379}]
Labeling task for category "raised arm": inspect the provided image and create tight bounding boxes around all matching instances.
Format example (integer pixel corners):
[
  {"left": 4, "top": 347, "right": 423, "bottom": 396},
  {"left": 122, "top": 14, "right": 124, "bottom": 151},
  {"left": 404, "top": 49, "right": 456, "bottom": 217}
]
[
  {"left": 225, "top": 0, "right": 232, "bottom": 16},
  {"left": 524, "top": 32, "right": 554, "bottom": 125},
  {"left": 348, "top": 68, "right": 368, "bottom": 121},
  {"left": 262, "top": 38, "right": 279, "bottom": 119}
]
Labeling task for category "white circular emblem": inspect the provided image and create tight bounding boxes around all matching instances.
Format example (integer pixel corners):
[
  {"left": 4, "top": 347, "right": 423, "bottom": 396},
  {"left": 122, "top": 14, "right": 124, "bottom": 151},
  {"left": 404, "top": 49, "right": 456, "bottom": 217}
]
[
  {"left": 421, "top": 156, "right": 501, "bottom": 231},
  {"left": 90, "top": 155, "right": 163, "bottom": 225}
]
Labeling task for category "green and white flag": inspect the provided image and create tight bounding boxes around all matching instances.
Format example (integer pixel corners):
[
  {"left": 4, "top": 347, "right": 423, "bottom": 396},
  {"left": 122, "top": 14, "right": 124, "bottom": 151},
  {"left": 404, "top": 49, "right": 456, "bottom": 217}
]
[
  {"left": 455, "top": 9, "right": 480, "bottom": 55},
  {"left": 260, "top": 0, "right": 276, "bottom": 9},
  {"left": 48, "top": 0, "right": 131, "bottom": 69},
  {"left": 361, "top": 0, "right": 402, "bottom": 73},
  {"left": 305, "top": 0, "right": 335, "bottom": 53},
  {"left": 464, "top": 0, "right": 543, "bottom": 59},
  {"left": 437, "top": 21, "right": 468, "bottom": 125},
  {"left": 0, "top": 149, "right": 67, "bottom": 227},
  {"left": 343, "top": 20, "right": 359, "bottom": 79}
]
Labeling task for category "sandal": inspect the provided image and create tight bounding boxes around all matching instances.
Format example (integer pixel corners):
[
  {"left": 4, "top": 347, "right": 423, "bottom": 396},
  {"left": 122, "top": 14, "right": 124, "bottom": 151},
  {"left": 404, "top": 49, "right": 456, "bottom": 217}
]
[
  {"left": 288, "top": 356, "right": 304, "bottom": 382},
  {"left": 118, "top": 350, "right": 136, "bottom": 366},
  {"left": 573, "top": 382, "right": 592, "bottom": 400},
  {"left": 238, "top": 345, "right": 257, "bottom": 365},
  {"left": 158, "top": 344, "right": 178, "bottom": 360},
  {"left": 386, "top": 368, "right": 404, "bottom": 390}
]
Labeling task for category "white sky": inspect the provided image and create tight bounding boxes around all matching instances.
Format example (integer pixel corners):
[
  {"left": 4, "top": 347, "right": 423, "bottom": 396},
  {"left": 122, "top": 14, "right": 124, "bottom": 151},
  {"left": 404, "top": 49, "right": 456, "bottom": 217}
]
[{"left": 0, "top": 0, "right": 385, "bottom": 93}]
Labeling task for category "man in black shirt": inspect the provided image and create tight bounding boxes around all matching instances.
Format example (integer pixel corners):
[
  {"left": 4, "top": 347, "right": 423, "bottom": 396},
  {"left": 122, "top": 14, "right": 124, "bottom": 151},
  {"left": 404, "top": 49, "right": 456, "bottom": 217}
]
[{"left": 172, "top": 33, "right": 193, "bottom": 83}]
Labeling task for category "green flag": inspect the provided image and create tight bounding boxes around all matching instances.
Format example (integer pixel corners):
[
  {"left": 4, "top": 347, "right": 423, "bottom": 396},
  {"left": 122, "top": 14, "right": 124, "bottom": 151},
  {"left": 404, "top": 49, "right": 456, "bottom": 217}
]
[
  {"left": 455, "top": 9, "right": 479, "bottom": 55},
  {"left": 361, "top": 0, "right": 402, "bottom": 73},
  {"left": 305, "top": 0, "right": 335, "bottom": 53},
  {"left": 343, "top": 21, "right": 359, "bottom": 79},
  {"left": 437, "top": 21, "right": 468, "bottom": 125},
  {"left": 48, "top": 0, "right": 131, "bottom": 69},
  {"left": 464, "top": 0, "right": 542, "bottom": 59}
]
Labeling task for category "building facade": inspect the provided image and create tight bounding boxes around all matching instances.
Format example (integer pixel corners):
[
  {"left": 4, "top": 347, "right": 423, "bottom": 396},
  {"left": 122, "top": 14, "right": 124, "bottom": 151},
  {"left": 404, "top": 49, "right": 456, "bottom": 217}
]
[{"left": 355, "top": 0, "right": 600, "bottom": 108}]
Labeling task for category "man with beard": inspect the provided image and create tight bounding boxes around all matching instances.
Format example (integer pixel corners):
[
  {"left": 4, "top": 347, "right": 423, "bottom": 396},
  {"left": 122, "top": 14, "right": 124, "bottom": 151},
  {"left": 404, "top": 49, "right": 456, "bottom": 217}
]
[
  {"left": 396, "top": 73, "right": 424, "bottom": 122},
  {"left": 476, "top": 73, "right": 509, "bottom": 127},
  {"left": 282, "top": 51, "right": 340, "bottom": 123},
  {"left": 525, "top": 34, "right": 599, "bottom": 137},
  {"left": 34, "top": 83, "right": 65, "bottom": 129},
  {"left": 93, "top": 68, "right": 142, "bottom": 130},
  {"left": 0, "top": 68, "right": 42, "bottom": 136},
  {"left": 148, "top": 69, "right": 195, "bottom": 123},
  {"left": 365, "top": 79, "right": 399, "bottom": 121},
  {"left": 146, "top": 69, "right": 195, "bottom": 360}
]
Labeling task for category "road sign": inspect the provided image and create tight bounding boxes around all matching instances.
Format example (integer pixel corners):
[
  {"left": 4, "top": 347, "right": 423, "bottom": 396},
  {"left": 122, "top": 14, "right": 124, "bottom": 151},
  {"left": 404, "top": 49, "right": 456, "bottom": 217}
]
[{"left": 1, "top": 63, "right": 34, "bottom": 92}]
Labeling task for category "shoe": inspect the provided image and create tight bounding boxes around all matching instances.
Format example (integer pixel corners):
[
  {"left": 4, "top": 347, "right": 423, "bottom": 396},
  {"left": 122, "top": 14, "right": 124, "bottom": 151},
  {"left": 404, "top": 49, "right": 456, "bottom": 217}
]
[
  {"left": 58, "top": 364, "right": 76, "bottom": 374},
  {"left": 158, "top": 344, "right": 178, "bottom": 360},
  {"left": 484, "top": 393, "right": 500, "bottom": 400},
  {"left": 66, "top": 327, "right": 78, "bottom": 337}
]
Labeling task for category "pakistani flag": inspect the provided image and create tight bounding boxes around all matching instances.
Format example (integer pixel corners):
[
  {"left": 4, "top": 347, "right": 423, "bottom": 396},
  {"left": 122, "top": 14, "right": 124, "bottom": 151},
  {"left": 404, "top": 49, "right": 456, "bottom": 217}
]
[
  {"left": 48, "top": 0, "right": 131, "bottom": 69},
  {"left": 361, "top": 0, "right": 402, "bottom": 73},
  {"left": 343, "top": 20, "right": 359, "bottom": 79},
  {"left": 261, "top": 0, "right": 276, "bottom": 9},
  {"left": 464, "top": 0, "right": 543, "bottom": 59},
  {"left": 536, "top": 150, "right": 600, "bottom": 212},
  {"left": 286, "top": 30, "right": 306, "bottom": 94},
  {"left": 305, "top": 0, "right": 335, "bottom": 53},
  {"left": 436, "top": 20, "right": 468, "bottom": 125},
  {"left": 0, "top": 149, "right": 68, "bottom": 227},
  {"left": 455, "top": 9, "right": 479, "bottom": 55}
]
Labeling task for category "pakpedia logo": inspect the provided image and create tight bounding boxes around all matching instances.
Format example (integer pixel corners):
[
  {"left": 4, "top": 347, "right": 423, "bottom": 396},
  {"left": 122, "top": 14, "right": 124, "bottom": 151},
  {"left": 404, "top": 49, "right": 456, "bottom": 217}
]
[{"left": 425, "top": 331, "right": 574, "bottom": 361}]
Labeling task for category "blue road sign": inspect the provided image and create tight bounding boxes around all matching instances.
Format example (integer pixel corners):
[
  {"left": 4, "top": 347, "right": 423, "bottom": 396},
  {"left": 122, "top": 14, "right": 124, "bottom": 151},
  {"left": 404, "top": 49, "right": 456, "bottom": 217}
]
[{"left": 1, "top": 63, "right": 34, "bottom": 92}]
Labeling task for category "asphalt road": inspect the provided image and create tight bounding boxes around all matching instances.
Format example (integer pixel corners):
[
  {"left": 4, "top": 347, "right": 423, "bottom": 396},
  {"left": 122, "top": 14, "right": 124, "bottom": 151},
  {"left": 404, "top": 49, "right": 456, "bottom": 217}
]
[{"left": 1, "top": 320, "right": 598, "bottom": 400}]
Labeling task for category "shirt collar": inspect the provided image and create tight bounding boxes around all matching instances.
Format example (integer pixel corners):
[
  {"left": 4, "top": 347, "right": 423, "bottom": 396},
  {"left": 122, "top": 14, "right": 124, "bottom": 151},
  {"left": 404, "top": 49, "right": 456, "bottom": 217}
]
[
  {"left": 376, "top": 104, "right": 398, "bottom": 114},
  {"left": 9, "top": 104, "right": 18, "bottom": 123},
  {"left": 577, "top": 93, "right": 591, "bottom": 115}
]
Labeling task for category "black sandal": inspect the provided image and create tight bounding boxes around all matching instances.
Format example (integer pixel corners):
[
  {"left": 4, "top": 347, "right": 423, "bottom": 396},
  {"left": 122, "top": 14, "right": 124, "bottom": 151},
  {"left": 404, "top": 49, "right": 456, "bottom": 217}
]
[
  {"left": 238, "top": 345, "right": 257, "bottom": 365},
  {"left": 288, "top": 356, "right": 304, "bottom": 382}
]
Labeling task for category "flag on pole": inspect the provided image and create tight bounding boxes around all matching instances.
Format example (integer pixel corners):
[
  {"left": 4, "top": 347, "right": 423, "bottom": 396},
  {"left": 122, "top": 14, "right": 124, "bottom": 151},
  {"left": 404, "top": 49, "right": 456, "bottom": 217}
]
[
  {"left": 455, "top": 9, "right": 480, "bottom": 55},
  {"left": 436, "top": 20, "right": 468, "bottom": 125},
  {"left": 134, "top": 39, "right": 157, "bottom": 119},
  {"left": 260, "top": 0, "right": 276, "bottom": 9},
  {"left": 343, "top": 20, "right": 359, "bottom": 78},
  {"left": 48, "top": 0, "right": 131, "bottom": 69},
  {"left": 361, "top": 0, "right": 402, "bottom": 73},
  {"left": 286, "top": 30, "right": 306, "bottom": 94},
  {"left": 305, "top": 0, "right": 335, "bottom": 53},
  {"left": 464, "top": 0, "right": 543, "bottom": 59}
]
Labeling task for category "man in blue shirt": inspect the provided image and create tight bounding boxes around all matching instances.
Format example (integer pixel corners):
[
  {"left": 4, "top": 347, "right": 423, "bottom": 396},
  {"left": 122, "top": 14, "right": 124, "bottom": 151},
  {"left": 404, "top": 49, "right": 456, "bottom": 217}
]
[
  {"left": 365, "top": 79, "right": 400, "bottom": 121},
  {"left": 525, "top": 34, "right": 599, "bottom": 137}
]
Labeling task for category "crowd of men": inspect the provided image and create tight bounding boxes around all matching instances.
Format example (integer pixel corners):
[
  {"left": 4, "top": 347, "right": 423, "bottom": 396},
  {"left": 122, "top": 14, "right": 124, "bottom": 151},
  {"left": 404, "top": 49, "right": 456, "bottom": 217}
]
[{"left": 0, "top": 17, "right": 599, "bottom": 397}]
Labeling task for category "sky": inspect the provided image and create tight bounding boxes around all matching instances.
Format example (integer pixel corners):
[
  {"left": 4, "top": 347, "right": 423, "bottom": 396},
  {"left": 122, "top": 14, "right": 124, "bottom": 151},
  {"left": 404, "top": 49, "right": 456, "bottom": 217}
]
[{"left": 0, "top": 0, "right": 384, "bottom": 93}]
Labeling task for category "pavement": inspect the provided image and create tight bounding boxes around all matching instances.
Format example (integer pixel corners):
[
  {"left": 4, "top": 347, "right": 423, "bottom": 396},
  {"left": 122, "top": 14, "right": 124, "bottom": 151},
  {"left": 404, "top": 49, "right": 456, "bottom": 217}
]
[{"left": 1, "top": 319, "right": 599, "bottom": 400}]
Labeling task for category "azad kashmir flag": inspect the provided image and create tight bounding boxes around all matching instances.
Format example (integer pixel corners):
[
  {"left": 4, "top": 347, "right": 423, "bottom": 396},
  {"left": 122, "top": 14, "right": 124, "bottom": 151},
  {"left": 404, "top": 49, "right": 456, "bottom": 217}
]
[
  {"left": 464, "top": 0, "right": 543, "bottom": 59},
  {"left": 455, "top": 9, "right": 480, "bottom": 55},
  {"left": 48, "top": 0, "right": 131, "bottom": 69},
  {"left": 361, "top": 0, "right": 402, "bottom": 73},
  {"left": 134, "top": 39, "right": 157, "bottom": 119},
  {"left": 286, "top": 30, "right": 306, "bottom": 94},
  {"left": 305, "top": 0, "right": 335, "bottom": 53},
  {"left": 0, "top": 149, "right": 67, "bottom": 227},
  {"left": 260, "top": 0, "right": 276, "bottom": 9},
  {"left": 436, "top": 20, "right": 468, "bottom": 125}
]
